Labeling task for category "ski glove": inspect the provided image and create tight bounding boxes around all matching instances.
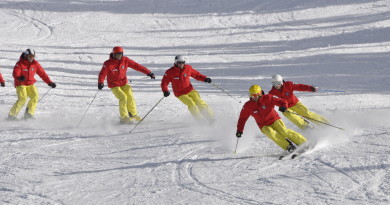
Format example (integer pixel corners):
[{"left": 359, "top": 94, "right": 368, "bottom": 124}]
[
  {"left": 163, "top": 91, "right": 170, "bottom": 97},
  {"left": 98, "top": 83, "right": 104, "bottom": 90},
  {"left": 48, "top": 82, "right": 56, "bottom": 88},
  {"left": 204, "top": 78, "right": 212, "bottom": 83},
  {"left": 18, "top": 76, "right": 25, "bottom": 81},
  {"left": 147, "top": 72, "right": 155, "bottom": 79},
  {"left": 236, "top": 132, "right": 243, "bottom": 138},
  {"left": 1, "top": 82, "right": 4, "bottom": 87},
  {"left": 311, "top": 86, "right": 318, "bottom": 92},
  {"left": 279, "top": 106, "right": 287, "bottom": 112}
]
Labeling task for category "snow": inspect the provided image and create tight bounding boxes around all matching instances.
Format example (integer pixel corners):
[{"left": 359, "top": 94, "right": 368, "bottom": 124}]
[{"left": 1, "top": 0, "right": 390, "bottom": 204}]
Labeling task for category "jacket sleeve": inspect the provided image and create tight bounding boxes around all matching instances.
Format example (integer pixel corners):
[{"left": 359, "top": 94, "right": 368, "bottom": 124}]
[
  {"left": 237, "top": 104, "right": 251, "bottom": 133},
  {"left": 13, "top": 63, "right": 22, "bottom": 80},
  {"left": 189, "top": 66, "right": 207, "bottom": 82},
  {"left": 35, "top": 62, "right": 52, "bottom": 84},
  {"left": 127, "top": 58, "right": 151, "bottom": 75},
  {"left": 98, "top": 64, "right": 108, "bottom": 84},
  {"left": 271, "top": 95, "right": 288, "bottom": 108},
  {"left": 0, "top": 73, "right": 4, "bottom": 83},
  {"left": 161, "top": 72, "right": 171, "bottom": 92},
  {"left": 292, "top": 83, "right": 313, "bottom": 92}
]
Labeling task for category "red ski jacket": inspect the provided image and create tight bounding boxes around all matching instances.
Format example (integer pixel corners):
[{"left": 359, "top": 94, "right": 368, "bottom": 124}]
[
  {"left": 268, "top": 81, "right": 314, "bottom": 108},
  {"left": 12, "top": 56, "right": 52, "bottom": 87},
  {"left": 161, "top": 64, "right": 207, "bottom": 97},
  {"left": 237, "top": 94, "right": 288, "bottom": 132},
  {"left": 98, "top": 55, "right": 151, "bottom": 88},
  {"left": 0, "top": 72, "right": 4, "bottom": 84}
]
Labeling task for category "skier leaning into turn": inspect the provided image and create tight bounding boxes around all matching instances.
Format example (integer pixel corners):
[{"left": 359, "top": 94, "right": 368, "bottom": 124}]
[
  {"left": 98, "top": 46, "right": 155, "bottom": 124},
  {"left": 236, "top": 84, "right": 307, "bottom": 152},
  {"left": 8, "top": 49, "right": 56, "bottom": 120},
  {"left": 268, "top": 74, "right": 328, "bottom": 130},
  {"left": 161, "top": 55, "right": 215, "bottom": 123}
]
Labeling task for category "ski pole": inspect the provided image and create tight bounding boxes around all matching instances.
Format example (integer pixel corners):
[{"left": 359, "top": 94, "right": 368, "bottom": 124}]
[
  {"left": 318, "top": 89, "right": 346, "bottom": 93},
  {"left": 37, "top": 88, "right": 52, "bottom": 103},
  {"left": 285, "top": 110, "right": 344, "bottom": 130},
  {"left": 77, "top": 90, "right": 99, "bottom": 127},
  {"left": 211, "top": 82, "right": 242, "bottom": 103},
  {"left": 129, "top": 96, "right": 164, "bottom": 134},
  {"left": 233, "top": 138, "right": 239, "bottom": 154}
]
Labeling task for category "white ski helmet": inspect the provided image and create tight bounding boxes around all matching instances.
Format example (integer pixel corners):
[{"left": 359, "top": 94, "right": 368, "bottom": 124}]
[
  {"left": 23, "top": 48, "right": 35, "bottom": 57},
  {"left": 174, "top": 55, "right": 186, "bottom": 65},
  {"left": 271, "top": 74, "right": 284, "bottom": 86}
]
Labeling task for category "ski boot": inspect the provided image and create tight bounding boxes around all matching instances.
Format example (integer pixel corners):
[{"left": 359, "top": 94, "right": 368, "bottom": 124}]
[
  {"left": 6, "top": 114, "right": 17, "bottom": 121},
  {"left": 23, "top": 109, "right": 34, "bottom": 120},
  {"left": 286, "top": 143, "right": 296, "bottom": 153}
]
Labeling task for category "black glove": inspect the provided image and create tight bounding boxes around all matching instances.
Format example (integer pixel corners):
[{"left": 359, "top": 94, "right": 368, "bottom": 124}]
[
  {"left": 163, "top": 91, "right": 170, "bottom": 97},
  {"left": 311, "top": 86, "right": 318, "bottom": 92},
  {"left": 18, "top": 76, "right": 25, "bottom": 81},
  {"left": 147, "top": 72, "right": 155, "bottom": 79},
  {"left": 204, "top": 78, "right": 212, "bottom": 83},
  {"left": 236, "top": 132, "right": 243, "bottom": 138},
  {"left": 48, "top": 82, "right": 56, "bottom": 88},
  {"left": 279, "top": 106, "right": 287, "bottom": 112},
  {"left": 1, "top": 82, "right": 4, "bottom": 87},
  {"left": 98, "top": 83, "right": 104, "bottom": 90}
]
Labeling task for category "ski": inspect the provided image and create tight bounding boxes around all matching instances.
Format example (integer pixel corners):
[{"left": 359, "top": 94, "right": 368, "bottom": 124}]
[{"left": 279, "top": 143, "right": 313, "bottom": 160}]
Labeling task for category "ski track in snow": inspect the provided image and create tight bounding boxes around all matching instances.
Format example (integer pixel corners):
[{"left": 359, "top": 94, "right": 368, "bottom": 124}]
[{"left": 1, "top": 0, "right": 390, "bottom": 204}]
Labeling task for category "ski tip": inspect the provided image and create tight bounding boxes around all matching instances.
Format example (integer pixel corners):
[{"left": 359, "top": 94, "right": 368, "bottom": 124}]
[{"left": 279, "top": 156, "right": 284, "bottom": 160}]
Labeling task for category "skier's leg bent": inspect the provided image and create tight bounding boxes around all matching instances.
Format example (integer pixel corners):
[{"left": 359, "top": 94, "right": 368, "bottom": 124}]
[
  {"left": 111, "top": 86, "right": 129, "bottom": 119},
  {"left": 294, "top": 102, "right": 329, "bottom": 125},
  {"left": 189, "top": 90, "right": 215, "bottom": 121},
  {"left": 272, "top": 119, "right": 307, "bottom": 146},
  {"left": 178, "top": 93, "right": 202, "bottom": 121},
  {"left": 26, "top": 85, "right": 39, "bottom": 115},
  {"left": 9, "top": 85, "right": 28, "bottom": 117},
  {"left": 261, "top": 124, "right": 290, "bottom": 150},
  {"left": 282, "top": 107, "right": 308, "bottom": 130},
  {"left": 122, "top": 84, "right": 138, "bottom": 117}
]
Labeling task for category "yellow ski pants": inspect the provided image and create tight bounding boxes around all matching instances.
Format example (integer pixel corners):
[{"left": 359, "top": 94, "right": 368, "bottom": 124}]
[
  {"left": 9, "top": 85, "right": 39, "bottom": 116},
  {"left": 284, "top": 102, "right": 328, "bottom": 129},
  {"left": 261, "top": 119, "right": 307, "bottom": 150},
  {"left": 177, "top": 90, "right": 214, "bottom": 121},
  {"left": 111, "top": 84, "right": 137, "bottom": 119}
]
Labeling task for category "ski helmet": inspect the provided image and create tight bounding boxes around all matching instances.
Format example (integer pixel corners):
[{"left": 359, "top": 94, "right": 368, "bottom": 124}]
[
  {"left": 271, "top": 74, "right": 283, "bottom": 86},
  {"left": 174, "top": 55, "right": 186, "bottom": 65},
  {"left": 23, "top": 48, "right": 35, "bottom": 58},
  {"left": 249, "top": 84, "right": 262, "bottom": 96},
  {"left": 112, "top": 46, "right": 124, "bottom": 54}
]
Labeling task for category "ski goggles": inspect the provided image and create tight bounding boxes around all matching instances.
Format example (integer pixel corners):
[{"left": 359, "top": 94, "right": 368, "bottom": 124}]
[
  {"left": 272, "top": 81, "right": 283, "bottom": 87},
  {"left": 114, "top": 52, "right": 123, "bottom": 55},
  {"left": 250, "top": 93, "right": 262, "bottom": 98},
  {"left": 176, "top": 61, "right": 185, "bottom": 64}
]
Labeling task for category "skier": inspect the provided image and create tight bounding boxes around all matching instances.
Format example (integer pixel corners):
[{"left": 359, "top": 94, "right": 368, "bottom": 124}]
[
  {"left": 268, "top": 74, "right": 328, "bottom": 129},
  {"left": 236, "top": 84, "right": 307, "bottom": 152},
  {"left": 98, "top": 46, "right": 155, "bottom": 124},
  {"left": 8, "top": 49, "right": 56, "bottom": 120},
  {"left": 0, "top": 71, "right": 4, "bottom": 87},
  {"left": 161, "top": 55, "right": 214, "bottom": 123}
]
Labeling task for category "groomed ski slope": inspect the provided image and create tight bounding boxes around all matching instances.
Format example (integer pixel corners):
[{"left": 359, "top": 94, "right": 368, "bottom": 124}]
[{"left": 0, "top": 0, "right": 389, "bottom": 204}]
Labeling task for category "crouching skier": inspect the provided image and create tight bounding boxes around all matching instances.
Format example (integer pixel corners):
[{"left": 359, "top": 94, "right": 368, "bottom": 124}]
[
  {"left": 98, "top": 46, "right": 155, "bottom": 124},
  {"left": 269, "top": 74, "right": 328, "bottom": 130},
  {"left": 8, "top": 49, "right": 56, "bottom": 120},
  {"left": 236, "top": 84, "right": 307, "bottom": 153},
  {"left": 161, "top": 55, "right": 215, "bottom": 124}
]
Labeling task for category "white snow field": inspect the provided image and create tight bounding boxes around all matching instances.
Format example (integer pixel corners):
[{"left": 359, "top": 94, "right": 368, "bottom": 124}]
[{"left": 1, "top": 0, "right": 390, "bottom": 204}]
